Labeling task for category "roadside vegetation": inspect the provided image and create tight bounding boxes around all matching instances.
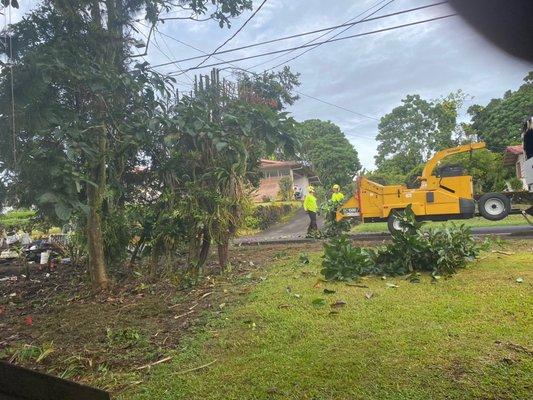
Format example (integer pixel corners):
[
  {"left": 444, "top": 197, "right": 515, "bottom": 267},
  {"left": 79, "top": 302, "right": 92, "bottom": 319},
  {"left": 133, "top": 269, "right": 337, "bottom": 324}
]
[
  {"left": 324, "top": 207, "right": 484, "bottom": 281},
  {"left": 2, "top": 238, "right": 531, "bottom": 398}
]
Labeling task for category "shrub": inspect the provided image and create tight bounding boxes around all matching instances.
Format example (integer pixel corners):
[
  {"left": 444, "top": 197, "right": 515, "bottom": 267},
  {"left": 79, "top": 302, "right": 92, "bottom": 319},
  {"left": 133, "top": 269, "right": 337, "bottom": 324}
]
[
  {"left": 278, "top": 176, "right": 294, "bottom": 201},
  {"left": 246, "top": 203, "right": 298, "bottom": 230},
  {"left": 322, "top": 236, "right": 375, "bottom": 281},
  {"left": 507, "top": 177, "right": 524, "bottom": 191},
  {"left": 244, "top": 216, "right": 261, "bottom": 230},
  {"left": 320, "top": 199, "right": 352, "bottom": 237},
  {"left": 321, "top": 206, "right": 484, "bottom": 281}
]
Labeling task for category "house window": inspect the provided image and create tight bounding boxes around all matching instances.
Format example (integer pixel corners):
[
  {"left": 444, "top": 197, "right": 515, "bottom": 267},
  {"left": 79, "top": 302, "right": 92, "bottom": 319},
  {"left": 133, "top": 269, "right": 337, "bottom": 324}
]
[
  {"left": 262, "top": 168, "right": 290, "bottom": 178},
  {"left": 263, "top": 170, "right": 278, "bottom": 178}
]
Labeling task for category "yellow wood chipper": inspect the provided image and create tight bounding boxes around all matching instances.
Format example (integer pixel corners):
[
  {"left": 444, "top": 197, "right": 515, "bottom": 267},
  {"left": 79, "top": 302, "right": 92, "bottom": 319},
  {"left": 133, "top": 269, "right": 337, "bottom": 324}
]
[{"left": 336, "top": 142, "right": 514, "bottom": 233}]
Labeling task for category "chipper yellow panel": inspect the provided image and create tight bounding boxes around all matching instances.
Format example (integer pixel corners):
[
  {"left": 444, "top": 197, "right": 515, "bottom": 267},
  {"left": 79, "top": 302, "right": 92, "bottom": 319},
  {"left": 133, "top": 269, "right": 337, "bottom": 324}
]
[{"left": 336, "top": 142, "right": 486, "bottom": 223}]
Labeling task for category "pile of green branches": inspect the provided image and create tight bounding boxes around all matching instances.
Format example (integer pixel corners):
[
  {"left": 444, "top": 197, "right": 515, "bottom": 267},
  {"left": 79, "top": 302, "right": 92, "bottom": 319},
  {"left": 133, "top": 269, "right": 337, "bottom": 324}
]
[{"left": 321, "top": 206, "right": 484, "bottom": 281}]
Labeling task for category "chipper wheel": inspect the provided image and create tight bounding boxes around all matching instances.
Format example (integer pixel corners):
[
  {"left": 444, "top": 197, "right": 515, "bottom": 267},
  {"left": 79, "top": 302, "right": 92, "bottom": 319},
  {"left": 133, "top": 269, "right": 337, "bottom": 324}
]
[
  {"left": 387, "top": 210, "right": 408, "bottom": 234},
  {"left": 478, "top": 193, "right": 511, "bottom": 221}
]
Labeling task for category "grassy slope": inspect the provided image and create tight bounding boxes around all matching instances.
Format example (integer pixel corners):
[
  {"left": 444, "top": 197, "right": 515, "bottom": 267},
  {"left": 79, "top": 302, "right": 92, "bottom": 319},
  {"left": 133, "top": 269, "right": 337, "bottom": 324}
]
[
  {"left": 353, "top": 214, "right": 529, "bottom": 233},
  {"left": 129, "top": 246, "right": 533, "bottom": 400}
]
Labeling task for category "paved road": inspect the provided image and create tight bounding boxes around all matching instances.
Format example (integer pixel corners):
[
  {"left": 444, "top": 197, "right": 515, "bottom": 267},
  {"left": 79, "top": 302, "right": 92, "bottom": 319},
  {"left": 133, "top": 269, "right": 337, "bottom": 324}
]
[
  {"left": 244, "top": 208, "right": 324, "bottom": 242},
  {"left": 235, "top": 209, "right": 533, "bottom": 244}
]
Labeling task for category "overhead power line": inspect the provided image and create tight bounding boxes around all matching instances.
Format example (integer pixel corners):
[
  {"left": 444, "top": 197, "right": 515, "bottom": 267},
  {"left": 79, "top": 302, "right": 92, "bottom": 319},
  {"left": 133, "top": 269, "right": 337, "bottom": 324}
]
[
  {"left": 135, "top": 24, "right": 194, "bottom": 85},
  {"left": 144, "top": 26, "right": 380, "bottom": 126},
  {"left": 193, "top": 0, "right": 268, "bottom": 69},
  {"left": 297, "top": 91, "right": 379, "bottom": 121},
  {"left": 151, "top": 1, "right": 449, "bottom": 69},
  {"left": 167, "top": 14, "right": 458, "bottom": 75},
  {"left": 265, "top": 1, "right": 402, "bottom": 71},
  {"left": 250, "top": 0, "right": 394, "bottom": 70}
]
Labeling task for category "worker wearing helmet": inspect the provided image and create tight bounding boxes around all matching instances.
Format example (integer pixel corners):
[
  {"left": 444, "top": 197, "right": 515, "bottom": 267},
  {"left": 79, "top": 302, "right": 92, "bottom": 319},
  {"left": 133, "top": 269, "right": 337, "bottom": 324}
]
[
  {"left": 331, "top": 184, "right": 345, "bottom": 203},
  {"left": 303, "top": 186, "right": 318, "bottom": 234}
]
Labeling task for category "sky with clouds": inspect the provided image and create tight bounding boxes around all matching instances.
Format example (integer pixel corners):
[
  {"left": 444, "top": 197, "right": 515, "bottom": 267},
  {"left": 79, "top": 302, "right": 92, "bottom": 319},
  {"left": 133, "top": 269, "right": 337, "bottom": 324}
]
[{"left": 6, "top": 0, "right": 533, "bottom": 168}]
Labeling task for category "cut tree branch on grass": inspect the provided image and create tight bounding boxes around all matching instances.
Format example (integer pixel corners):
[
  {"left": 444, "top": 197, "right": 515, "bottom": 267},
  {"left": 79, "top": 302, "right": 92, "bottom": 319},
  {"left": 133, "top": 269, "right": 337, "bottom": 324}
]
[
  {"left": 174, "top": 359, "right": 217, "bottom": 375},
  {"left": 174, "top": 310, "right": 194, "bottom": 319},
  {"left": 135, "top": 356, "right": 172, "bottom": 370},
  {"left": 491, "top": 250, "right": 515, "bottom": 255}
]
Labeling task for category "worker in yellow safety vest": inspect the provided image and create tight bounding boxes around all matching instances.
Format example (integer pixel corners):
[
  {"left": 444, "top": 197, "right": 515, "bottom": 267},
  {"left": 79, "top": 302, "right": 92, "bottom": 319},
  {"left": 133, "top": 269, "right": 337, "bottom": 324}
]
[
  {"left": 331, "top": 184, "right": 345, "bottom": 203},
  {"left": 303, "top": 186, "right": 318, "bottom": 234}
]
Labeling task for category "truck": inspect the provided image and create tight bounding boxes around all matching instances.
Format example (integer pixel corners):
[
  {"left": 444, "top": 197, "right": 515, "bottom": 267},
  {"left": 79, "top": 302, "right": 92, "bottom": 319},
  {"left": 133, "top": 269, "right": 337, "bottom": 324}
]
[{"left": 337, "top": 131, "right": 533, "bottom": 233}]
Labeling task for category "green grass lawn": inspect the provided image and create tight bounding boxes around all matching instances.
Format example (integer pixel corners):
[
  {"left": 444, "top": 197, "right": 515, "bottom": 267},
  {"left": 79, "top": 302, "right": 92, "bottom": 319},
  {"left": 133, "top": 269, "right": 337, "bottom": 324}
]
[
  {"left": 128, "top": 245, "right": 533, "bottom": 400},
  {"left": 353, "top": 214, "right": 530, "bottom": 234}
]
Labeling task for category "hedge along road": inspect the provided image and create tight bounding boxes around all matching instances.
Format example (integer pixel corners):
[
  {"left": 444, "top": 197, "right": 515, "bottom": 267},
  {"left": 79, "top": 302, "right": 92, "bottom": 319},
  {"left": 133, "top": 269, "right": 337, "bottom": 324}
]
[{"left": 235, "top": 210, "right": 533, "bottom": 245}]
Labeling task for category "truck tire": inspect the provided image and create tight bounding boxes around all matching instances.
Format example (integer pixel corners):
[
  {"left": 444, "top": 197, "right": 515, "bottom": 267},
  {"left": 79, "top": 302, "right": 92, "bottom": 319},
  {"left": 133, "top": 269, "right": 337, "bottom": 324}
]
[
  {"left": 387, "top": 210, "right": 407, "bottom": 234},
  {"left": 478, "top": 193, "right": 510, "bottom": 221}
]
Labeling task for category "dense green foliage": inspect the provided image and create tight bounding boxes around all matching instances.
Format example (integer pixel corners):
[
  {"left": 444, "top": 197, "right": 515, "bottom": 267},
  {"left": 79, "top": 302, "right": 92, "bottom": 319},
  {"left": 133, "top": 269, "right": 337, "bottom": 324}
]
[
  {"left": 234, "top": 67, "right": 300, "bottom": 111},
  {"left": 467, "top": 72, "right": 533, "bottom": 151},
  {"left": 320, "top": 199, "right": 351, "bottom": 237},
  {"left": 0, "top": 209, "right": 36, "bottom": 230},
  {"left": 0, "top": 0, "right": 256, "bottom": 289},
  {"left": 129, "top": 70, "right": 298, "bottom": 277},
  {"left": 375, "top": 93, "right": 463, "bottom": 175},
  {"left": 295, "top": 120, "right": 361, "bottom": 188},
  {"left": 369, "top": 83, "right": 528, "bottom": 191},
  {"left": 244, "top": 202, "right": 298, "bottom": 230},
  {"left": 440, "top": 148, "right": 509, "bottom": 193},
  {"left": 322, "top": 207, "right": 483, "bottom": 281},
  {"left": 278, "top": 176, "right": 294, "bottom": 201}
]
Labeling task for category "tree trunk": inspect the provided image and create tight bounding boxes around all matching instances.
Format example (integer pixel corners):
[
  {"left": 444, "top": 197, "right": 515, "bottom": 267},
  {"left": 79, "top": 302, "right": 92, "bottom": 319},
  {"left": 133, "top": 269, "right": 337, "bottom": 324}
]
[
  {"left": 149, "top": 238, "right": 162, "bottom": 277},
  {"left": 218, "top": 221, "right": 236, "bottom": 272},
  {"left": 86, "top": 132, "right": 109, "bottom": 291},
  {"left": 197, "top": 229, "right": 211, "bottom": 274},
  {"left": 87, "top": 188, "right": 108, "bottom": 291},
  {"left": 217, "top": 240, "right": 229, "bottom": 271}
]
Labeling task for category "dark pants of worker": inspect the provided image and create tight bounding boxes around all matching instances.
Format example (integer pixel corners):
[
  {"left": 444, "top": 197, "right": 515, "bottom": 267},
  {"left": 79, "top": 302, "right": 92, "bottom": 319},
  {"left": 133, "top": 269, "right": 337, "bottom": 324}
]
[{"left": 307, "top": 211, "right": 318, "bottom": 234}]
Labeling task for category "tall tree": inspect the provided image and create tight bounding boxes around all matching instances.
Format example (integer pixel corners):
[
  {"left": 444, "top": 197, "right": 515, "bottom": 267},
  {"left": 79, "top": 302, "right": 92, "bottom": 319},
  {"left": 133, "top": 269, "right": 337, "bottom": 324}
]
[
  {"left": 145, "top": 70, "right": 297, "bottom": 276},
  {"left": 375, "top": 93, "right": 461, "bottom": 174},
  {"left": 295, "top": 119, "right": 361, "bottom": 189},
  {"left": 0, "top": 0, "right": 252, "bottom": 290},
  {"left": 467, "top": 71, "right": 533, "bottom": 151}
]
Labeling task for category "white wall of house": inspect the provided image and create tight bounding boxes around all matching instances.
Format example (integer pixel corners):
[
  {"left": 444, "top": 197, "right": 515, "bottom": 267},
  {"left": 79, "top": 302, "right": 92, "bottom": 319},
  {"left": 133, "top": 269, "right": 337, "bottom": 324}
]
[
  {"left": 515, "top": 154, "right": 529, "bottom": 190},
  {"left": 524, "top": 156, "right": 533, "bottom": 191}
]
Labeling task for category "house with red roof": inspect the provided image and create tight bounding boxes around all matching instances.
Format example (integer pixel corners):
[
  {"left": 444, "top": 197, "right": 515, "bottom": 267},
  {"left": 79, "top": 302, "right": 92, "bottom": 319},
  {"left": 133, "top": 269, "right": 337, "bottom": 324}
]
[{"left": 254, "top": 159, "right": 320, "bottom": 202}]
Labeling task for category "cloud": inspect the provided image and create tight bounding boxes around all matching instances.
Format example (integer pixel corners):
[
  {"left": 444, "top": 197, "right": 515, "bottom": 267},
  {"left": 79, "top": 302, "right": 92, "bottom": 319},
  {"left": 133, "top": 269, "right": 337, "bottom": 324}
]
[{"left": 7, "top": 0, "right": 532, "bottom": 169}]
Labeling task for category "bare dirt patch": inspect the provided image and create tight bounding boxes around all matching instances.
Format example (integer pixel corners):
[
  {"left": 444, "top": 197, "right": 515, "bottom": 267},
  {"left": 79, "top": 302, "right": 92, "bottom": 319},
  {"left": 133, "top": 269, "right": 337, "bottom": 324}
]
[{"left": 0, "top": 241, "right": 323, "bottom": 394}]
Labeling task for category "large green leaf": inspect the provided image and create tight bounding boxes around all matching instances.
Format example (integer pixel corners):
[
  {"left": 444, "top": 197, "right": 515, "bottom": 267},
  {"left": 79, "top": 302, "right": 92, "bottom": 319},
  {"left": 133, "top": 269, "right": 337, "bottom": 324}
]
[{"left": 54, "top": 203, "right": 72, "bottom": 221}]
